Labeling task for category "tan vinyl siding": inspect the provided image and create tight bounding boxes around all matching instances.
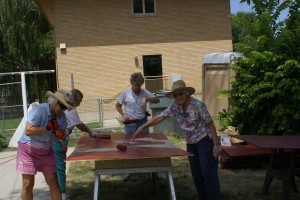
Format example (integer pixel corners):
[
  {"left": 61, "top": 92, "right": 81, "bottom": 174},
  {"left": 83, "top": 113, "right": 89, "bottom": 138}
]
[{"left": 50, "top": 0, "right": 232, "bottom": 99}]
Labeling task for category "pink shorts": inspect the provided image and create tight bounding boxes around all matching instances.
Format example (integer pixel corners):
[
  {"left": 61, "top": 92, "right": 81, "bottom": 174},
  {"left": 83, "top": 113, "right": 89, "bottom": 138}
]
[{"left": 16, "top": 141, "right": 56, "bottom": 175}]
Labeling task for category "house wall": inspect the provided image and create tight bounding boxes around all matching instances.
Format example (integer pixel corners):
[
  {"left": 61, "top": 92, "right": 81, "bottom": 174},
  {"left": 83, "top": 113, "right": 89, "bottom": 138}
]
[{"left": 52, "top": 0, "right": 233, "bottom": 99}]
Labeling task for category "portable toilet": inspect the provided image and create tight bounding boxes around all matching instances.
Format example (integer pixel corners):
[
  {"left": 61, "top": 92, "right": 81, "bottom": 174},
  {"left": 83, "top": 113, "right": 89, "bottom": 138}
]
[{"left": 202, "top": 52, "right": 243, "bottom": 129}]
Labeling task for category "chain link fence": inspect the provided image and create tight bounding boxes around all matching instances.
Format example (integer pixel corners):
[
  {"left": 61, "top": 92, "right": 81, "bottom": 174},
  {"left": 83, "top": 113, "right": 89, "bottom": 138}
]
[
  {"left": 0, "top": 73, "right": 201, "bottom": 149},
  {"left": 75, "top": 98, "right": 124, "bottom": 133},
  {"left": 0, "top": 82, "right": 23, "bottom": 138},
  {"left": 0, "top": 71, "right": 55, "bottom": 149},
  {"left": 75, "top": 76, "right": 193, "bottom": 135}
]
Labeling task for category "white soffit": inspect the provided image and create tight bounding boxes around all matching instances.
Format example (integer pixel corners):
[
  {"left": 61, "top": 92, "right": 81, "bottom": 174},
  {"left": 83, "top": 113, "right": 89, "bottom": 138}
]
[{"left": 203, "top": 52, "right": 243, "bottom": 64}]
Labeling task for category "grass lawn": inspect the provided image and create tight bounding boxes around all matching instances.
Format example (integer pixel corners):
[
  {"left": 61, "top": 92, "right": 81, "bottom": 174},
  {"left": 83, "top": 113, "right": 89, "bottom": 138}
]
[{"left": 66, "top": 133, "right": 300, "bottom": 200}]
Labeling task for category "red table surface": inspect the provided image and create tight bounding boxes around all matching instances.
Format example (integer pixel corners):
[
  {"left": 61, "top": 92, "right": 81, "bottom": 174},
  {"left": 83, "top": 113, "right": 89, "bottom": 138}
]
[
  {"left": 232, "top": 135, "right": 300, "bottom": 149},
  {"left": 66, "top": 133, "right": 191, "bottom": 162}
]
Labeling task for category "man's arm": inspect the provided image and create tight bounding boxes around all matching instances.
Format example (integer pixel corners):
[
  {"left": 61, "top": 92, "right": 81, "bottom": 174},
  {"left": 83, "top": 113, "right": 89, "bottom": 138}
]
[
  {"left": 207, "top": 121, "right": 218, "bottom": 146},
  {"left": 116, "top": 102, "right": 128, "bottom": 120},
  {"left": 140, "top": 96, "right": 160, "bottom": 108},
  {"left": 134, "top": 114, "right": 165, "bottom": 135},
  {"left": 144, "top": 96, "right": 160, "bottom": 104},
  {"left": 75, "top": 123, "right": 90, "bottom": 133},
  {"left": 207, "top": 120, "right": 220, "bottom": 159}
]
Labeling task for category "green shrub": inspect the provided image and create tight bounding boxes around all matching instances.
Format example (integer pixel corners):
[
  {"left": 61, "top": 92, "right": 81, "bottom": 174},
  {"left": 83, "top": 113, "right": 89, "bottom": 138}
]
[
  {"left": 0, "top": 133, "right": 7, "bottom": 151},
  {"left": 218, "top": 52, "right": 300, "bottom": 135}
]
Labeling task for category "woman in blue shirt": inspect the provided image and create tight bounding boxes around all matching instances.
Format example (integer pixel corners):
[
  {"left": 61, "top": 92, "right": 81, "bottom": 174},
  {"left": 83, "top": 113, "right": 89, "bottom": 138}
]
[{"left": 16, "top": 89, "right": 74, "bottom": 200}]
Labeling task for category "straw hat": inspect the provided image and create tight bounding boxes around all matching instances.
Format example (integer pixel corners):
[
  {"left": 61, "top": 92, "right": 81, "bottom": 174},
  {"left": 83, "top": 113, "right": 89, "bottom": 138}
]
[
  {"left": 46, "top": 89, "right": 75, "bottom": 110},
  {"left": 165, "top": 80, "right": 195, "bottom": 98}
]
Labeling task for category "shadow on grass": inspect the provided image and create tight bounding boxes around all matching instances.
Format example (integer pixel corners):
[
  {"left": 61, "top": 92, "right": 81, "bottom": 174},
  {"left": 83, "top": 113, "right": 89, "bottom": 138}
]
[
  {"left": 66, "top": 134, "right": 300, "bottom": 200},
  {"left": 66, "top": 159, "right": 198, "bottom": 200}
]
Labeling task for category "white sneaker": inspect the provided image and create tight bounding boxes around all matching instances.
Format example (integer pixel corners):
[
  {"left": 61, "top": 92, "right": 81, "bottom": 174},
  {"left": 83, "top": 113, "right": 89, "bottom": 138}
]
[{"left": 62, "top": 193, "right": 70, "bottom": 200}]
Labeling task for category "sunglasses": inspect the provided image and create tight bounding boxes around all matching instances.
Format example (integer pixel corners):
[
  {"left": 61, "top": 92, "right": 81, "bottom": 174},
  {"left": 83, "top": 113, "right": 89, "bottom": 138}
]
[
  {"left": 172, "top": 92, "right": 184, "bottom": 99},
  {"left": 58, "top": 101, "right": 67, "bottom": 111},
  {"left": 65, "top": 93, "right": 76, "bottom": 107}
]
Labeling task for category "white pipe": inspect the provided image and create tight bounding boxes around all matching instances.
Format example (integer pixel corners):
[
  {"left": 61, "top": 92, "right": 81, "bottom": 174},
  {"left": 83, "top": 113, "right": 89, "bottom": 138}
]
[
  {"left": 21, "top": 72, "right": 28, "bottom": 121},
  {"left": 0, "top": 70, "right": 55, "bottom": 76},
  {"left": 71, "top": 73, "right": 74, "bottom": 89}
]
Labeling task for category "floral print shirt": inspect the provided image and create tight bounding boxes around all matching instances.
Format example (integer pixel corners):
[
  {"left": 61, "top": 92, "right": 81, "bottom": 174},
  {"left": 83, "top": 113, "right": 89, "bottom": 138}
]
[{"left": 160, "top": 97, "right": 212, "bottom": 144}]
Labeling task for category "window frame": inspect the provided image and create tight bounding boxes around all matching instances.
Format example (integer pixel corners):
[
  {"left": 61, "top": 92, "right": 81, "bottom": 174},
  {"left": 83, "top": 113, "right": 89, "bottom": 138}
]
[{"left": 132, "top": 0, "right": 157, "bottom": 17}]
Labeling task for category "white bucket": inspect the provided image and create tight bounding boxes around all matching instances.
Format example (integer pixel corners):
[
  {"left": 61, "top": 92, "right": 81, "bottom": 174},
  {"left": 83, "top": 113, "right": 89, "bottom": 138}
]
[{"left": 171, "top": 74, "right": 181, "bottom": 83}]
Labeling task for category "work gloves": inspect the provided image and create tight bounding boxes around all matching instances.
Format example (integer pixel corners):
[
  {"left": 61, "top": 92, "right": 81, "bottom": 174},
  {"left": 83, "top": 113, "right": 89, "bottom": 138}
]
[
  {"left": 54, "top": 129, "right": 64, "bottom": 140},
  {"left": 46, "top": 118, "right": 59, "bottom": 131},
  {"left": 46, "top": 118, "right": 64, "bottom": 140}
]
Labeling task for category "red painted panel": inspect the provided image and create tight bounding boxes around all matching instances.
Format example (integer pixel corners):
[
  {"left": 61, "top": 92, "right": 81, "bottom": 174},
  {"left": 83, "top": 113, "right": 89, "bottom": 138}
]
[{"left": 66, "top": 133, "right": 191, "bottom": 162}]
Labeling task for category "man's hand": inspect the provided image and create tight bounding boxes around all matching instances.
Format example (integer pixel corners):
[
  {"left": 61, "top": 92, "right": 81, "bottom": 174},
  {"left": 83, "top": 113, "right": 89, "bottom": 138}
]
[
  {"left": 131, "top": 127, "right": 143, "bottom": 141},
  {"left": 140, "top": 98, "right": 147, "bottom": 109},
  {"left": 122, "top": 114, "right": 129, "bottom": 121},
  {"left": 46, "top": 118, "right": 59, "bottom": 131},
  {"left": 89, "top": 129, "right": 98, "bottom": 139},
  {"left": 213, "top": 146, "right": 221, "bottom": 160},
  {"left": 54, "top": 129, "right": 64, "bottom": 140}
]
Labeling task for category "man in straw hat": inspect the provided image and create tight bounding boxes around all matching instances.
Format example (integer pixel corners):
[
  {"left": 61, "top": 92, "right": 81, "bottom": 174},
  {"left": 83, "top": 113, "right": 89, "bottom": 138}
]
[
  {"left": 133, "top": 80, "right": 221, "bottom": 200},
  {"left": 16, "top": 89, "right": 74, "bottom": 200},
  {"left": 52, "top": 88, "right": 95, "bottom": 200}
]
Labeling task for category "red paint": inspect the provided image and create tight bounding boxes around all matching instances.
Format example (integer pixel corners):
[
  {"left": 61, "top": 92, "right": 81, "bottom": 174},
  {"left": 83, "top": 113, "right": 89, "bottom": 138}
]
[
  {"left": 117, "top": 144, "right": 127, "bottom": 151},
  {"left": 62, "top": 146, "right": 68, "bottom": 153}
]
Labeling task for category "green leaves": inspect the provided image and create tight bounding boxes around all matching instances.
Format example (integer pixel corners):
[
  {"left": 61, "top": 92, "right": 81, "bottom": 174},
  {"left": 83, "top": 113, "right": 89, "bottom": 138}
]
[
  {"left": 218, "top": 50, "right": 300, "bottom": 135},
  {"left": 0, "top": 0, "right": 54, "bottom": 72},
  {"left": 218, "top": 1, "right": 300, "bottom": 135}
]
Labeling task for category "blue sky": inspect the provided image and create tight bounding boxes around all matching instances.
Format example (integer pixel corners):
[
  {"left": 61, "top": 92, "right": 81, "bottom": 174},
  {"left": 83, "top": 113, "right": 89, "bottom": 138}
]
[
  {"left": 230, "top": 0, "right": 288, "bottom": 21},
  {"left": 230, "top": 0, "right": 252, "bottom": 13}
]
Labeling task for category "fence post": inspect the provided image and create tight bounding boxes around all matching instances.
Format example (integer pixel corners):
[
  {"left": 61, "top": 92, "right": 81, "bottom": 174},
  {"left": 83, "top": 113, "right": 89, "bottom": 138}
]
[
  {"left": 71, "top": 73, "right": 74, "bottom": 90},
  {"left": 98, "top": 99, "right": 103, "bottom": 128},
  {"left": 21, "top": 72, "right": 28, "bottom": 122}
]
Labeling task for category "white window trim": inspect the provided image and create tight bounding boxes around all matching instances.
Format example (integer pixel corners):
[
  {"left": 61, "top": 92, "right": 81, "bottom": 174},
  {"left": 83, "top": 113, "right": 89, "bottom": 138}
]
[{"left": 132, "top": 0, "right": 157, "bottom": 17}]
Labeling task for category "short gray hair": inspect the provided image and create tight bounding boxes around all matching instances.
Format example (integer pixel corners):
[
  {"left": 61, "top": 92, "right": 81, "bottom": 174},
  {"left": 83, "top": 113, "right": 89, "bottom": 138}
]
[
  {"left": 130, "top": 72, "right": 144, "bottom": 85},
  {"left": 71, "top": 89, "right": 83, "bottom": 105},
  {"left": 47, "top": 96, "right": 57, "bottom": 104}
]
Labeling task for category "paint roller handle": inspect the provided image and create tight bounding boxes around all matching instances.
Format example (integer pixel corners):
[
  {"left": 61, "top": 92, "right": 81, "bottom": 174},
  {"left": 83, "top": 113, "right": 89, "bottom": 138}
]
[{"left": 123, "top": 119, "right": 139, "bottom": 124}]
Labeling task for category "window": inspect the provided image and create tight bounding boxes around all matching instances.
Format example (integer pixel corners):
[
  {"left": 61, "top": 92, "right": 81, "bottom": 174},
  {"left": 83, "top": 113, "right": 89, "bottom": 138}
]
[
  {"left": 143, "top": 55, "right": 163, "bottom": 92},
  {"left": 143, "top": 55, "right": 162, "bottom": 77},
  {"left": 132, "top": 0, "right": 156, "bottom": 16}
]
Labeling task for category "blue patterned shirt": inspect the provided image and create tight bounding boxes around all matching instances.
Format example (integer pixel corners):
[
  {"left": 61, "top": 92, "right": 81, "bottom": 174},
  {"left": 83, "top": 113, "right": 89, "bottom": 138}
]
[{"left": 160, "top": 97, "right": 212, "bottom": 144}]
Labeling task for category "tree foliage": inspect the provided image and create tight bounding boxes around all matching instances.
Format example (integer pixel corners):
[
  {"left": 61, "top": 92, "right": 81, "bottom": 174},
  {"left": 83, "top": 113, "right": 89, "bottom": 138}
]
[
  {"left": 0, "top": 0, "right": 55, "bottom": 149},
  {"left": 231, "top": 12, "right": 257, "bottom": 46},
  {"left": 218, "top": 0, "right": 300, "bottom": 135},
  {"left": 0, "top": 0, "right": 54, "bottom": 73}
]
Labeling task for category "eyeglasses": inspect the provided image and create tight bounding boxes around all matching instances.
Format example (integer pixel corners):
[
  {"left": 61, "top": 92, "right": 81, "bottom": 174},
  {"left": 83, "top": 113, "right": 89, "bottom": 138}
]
[
  {"left": 172, "top": 92, "right": 184, "bottom": 99},
  {"left": 65, "top": 93, "right": 76, "bottom": 107},
  {"left": 58, "top": 101, "right": 67, "bottom": 111},
  {"left": 132, "top": 84, "right": 142, "bottom": 88}
]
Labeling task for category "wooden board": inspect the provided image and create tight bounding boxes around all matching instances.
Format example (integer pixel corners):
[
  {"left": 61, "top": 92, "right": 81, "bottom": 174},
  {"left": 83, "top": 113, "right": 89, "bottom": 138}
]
[
  {"left": 233, "top": 135, "right": 300, "bottom": 149},
  {"left": 66, "top": 133, "right": 191, "bottom": 162}
]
